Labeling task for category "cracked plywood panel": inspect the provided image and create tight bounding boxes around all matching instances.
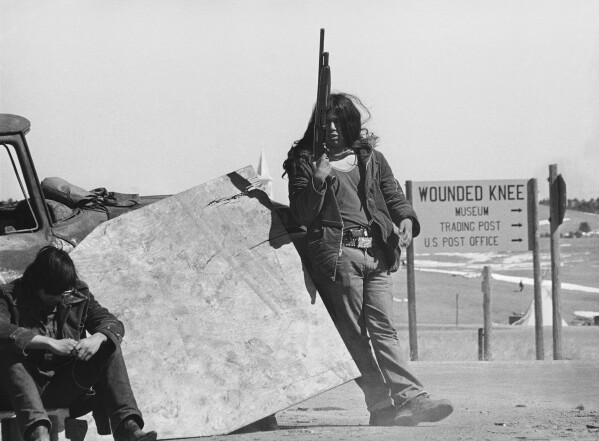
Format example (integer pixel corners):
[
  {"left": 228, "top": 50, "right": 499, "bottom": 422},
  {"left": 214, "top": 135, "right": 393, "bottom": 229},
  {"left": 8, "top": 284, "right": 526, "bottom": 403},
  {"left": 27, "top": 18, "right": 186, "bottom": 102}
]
[{"left": 69, "top": 166, "right": 359, "bottom": 438}]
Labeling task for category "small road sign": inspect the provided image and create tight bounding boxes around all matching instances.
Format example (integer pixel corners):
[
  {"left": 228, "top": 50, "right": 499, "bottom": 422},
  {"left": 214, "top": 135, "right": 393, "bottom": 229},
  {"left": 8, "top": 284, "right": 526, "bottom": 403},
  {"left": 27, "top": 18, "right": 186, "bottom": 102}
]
[{"left": 410, "top": 179, "right": 529, "bottom": 253}]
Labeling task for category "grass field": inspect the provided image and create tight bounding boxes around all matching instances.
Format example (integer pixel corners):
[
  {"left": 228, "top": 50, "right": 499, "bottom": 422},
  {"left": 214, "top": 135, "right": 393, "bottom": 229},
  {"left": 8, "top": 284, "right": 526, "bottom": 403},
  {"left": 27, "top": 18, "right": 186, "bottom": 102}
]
[
  {"left": 395, "top": 326, "right": 599, "bottom": 361},
  {"left": 392, "top": 266, "right": 599, "bottom": 326},
  {"left": 384, "top": 207, "right": 599, "bottom": 361},
  {"left": 388, "top": 269, "right": 599, "bottom": 361}
]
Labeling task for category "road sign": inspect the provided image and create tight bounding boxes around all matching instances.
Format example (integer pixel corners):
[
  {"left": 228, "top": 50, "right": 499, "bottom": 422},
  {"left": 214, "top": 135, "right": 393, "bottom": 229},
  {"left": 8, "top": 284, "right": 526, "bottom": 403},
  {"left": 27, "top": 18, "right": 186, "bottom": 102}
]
[{"left": 410, "top": 179, "right": 530, "bottom": 253}]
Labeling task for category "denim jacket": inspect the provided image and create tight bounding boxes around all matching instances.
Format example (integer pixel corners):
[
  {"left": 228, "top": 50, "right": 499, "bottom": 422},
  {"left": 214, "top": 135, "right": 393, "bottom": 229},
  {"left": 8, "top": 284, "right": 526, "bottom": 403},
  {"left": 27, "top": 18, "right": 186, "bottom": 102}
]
[
  {"left": 287, "top": 140, "right": 420, "bottom": 281},
  {"left": 0, "top": 278, "right": 124, "bottom": 361}
]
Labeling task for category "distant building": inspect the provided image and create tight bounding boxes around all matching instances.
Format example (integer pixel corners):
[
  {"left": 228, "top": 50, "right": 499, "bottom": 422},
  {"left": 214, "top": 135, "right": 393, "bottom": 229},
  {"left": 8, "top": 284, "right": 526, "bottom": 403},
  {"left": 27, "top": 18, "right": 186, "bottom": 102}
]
[{"left": 256, "top": 150, "right": 273, "bottom": 200}]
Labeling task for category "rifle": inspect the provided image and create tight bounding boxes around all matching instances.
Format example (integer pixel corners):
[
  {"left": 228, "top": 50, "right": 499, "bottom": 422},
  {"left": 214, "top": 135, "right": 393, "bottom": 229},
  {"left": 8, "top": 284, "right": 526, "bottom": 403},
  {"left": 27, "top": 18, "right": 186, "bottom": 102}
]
[{"left": 312, "top": 28, "right": 331, "bottom": 158}]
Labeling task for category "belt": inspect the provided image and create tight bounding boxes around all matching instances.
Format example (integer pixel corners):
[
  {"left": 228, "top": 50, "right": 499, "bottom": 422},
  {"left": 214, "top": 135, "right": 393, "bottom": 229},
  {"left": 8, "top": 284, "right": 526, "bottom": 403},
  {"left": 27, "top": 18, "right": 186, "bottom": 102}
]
[{"left": 342, "top": 227, "right": 373, "bottom": 249}]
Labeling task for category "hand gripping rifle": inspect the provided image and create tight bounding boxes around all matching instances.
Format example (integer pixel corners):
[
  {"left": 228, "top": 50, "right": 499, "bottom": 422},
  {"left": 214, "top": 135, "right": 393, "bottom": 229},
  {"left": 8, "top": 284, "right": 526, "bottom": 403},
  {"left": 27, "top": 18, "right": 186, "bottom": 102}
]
[{"left": 313, "top": 29, "right": 331, "bottom": 159}]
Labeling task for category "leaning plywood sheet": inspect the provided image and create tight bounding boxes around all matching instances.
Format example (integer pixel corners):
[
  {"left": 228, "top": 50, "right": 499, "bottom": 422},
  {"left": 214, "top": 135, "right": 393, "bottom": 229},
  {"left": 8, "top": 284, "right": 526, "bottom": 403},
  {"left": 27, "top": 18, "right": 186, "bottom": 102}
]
[{"left": 69, "top": 166, "right": 359, "bottom": 438}]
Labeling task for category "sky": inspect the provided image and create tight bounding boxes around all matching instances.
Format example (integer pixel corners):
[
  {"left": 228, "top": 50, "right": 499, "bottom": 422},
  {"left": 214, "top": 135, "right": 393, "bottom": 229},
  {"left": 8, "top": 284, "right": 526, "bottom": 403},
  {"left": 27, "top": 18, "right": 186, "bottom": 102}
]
[{"left": 1, "top": 0, "right": 598, "bottom": 204}]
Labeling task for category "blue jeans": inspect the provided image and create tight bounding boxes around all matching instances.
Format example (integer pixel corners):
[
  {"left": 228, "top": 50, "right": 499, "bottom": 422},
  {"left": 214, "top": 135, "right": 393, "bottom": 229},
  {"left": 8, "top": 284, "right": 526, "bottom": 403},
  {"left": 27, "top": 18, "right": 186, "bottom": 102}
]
[
  {"left": 318, "top": 244, "right": 425, "bottom": 412},
  {"left": 0, "top": 344, "right": 143, "bottom": 437}
]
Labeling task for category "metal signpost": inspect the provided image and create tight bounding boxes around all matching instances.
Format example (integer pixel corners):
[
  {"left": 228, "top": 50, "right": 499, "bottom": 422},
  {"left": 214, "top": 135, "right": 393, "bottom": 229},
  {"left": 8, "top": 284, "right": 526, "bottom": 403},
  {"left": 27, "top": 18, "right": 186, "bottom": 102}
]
[{"left": 548, "top": 165, "right": 566, "bottom": 360}]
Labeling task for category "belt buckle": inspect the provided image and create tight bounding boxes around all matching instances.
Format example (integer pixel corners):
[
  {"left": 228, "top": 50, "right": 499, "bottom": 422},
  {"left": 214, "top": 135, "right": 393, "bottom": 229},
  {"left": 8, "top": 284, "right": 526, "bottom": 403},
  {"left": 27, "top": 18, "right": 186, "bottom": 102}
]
[{"left": 357, "top": 236, "right": 372, "bottom": 248}]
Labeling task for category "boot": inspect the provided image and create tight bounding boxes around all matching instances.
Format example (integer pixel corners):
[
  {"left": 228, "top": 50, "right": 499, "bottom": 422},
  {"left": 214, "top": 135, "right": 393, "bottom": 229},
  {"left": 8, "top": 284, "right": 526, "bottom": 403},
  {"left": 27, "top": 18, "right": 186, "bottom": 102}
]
[
  {"left": 113, "top": 417, "right": 157, "bottom": 441},
  {"left": 370, "top": 394, "right": 454, "bottom": 426},
  {"left": 369, "top": 406, "right": 396, "bottom": 426},
  {"left": 393, "top": 394, "right": 454, "bottom": 426},
  {"left": 24, "top": 423, "right": 50, "bottom": 441}
]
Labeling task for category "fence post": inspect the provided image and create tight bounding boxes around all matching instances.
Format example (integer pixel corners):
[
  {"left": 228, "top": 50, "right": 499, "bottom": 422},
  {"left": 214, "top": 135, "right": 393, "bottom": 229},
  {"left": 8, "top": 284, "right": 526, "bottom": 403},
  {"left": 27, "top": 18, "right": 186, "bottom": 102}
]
[
  {"left": 482, "top": 266, "right": 492, "bottom": 361},
  {"left": 455, "top": 293, "right": 459, "bottom": 327},
  {"left": 477, "top": 328, "right": 484, "bottom": 361}
]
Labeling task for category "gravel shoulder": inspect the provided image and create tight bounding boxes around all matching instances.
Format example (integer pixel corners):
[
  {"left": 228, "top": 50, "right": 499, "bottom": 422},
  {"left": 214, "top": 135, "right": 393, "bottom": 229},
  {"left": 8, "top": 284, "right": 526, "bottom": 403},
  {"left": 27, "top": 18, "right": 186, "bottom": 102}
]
[{"left": 194, "top": 360, "right": 599, "bottom": 441}]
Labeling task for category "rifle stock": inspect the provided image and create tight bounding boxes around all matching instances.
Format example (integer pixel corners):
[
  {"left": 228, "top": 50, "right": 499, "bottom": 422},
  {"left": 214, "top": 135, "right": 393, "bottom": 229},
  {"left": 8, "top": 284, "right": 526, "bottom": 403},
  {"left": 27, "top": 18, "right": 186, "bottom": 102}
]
[{"left": 313, "top": 29, "right": 331, "bottom": 158}]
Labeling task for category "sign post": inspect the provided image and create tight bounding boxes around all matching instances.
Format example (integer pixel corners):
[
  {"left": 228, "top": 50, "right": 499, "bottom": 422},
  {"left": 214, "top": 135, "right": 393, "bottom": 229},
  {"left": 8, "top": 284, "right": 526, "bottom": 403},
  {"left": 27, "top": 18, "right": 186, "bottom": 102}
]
[
  {"left": 528, "top": 179, "right": 544, "bottom": 360},
  {"left": 405, "top": 181, "right": 418, "bottom": 361},
  {"left": 549, "top": 165, "right": 564, "bottom": 360}
]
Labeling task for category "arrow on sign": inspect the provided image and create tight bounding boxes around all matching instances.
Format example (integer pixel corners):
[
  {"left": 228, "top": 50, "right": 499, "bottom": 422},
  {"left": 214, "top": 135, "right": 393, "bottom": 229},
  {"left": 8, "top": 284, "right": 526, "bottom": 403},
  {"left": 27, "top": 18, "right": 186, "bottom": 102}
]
[
  {"left": 511, "top": 208, "right": 522, "bottom": 213},
  {"left": 511, "top": 238, "right": 523, "bottom": 243},
  {"left": 511, "top": 223, "right": 523, "bottom": 227}
]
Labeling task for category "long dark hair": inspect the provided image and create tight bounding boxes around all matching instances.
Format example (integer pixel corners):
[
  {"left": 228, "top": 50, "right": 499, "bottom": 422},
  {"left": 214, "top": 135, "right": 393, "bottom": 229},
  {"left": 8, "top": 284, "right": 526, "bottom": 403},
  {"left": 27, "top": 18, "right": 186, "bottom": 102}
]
[
  {"left": 22, "top": 246, "right": 77, "bottom": 295},
  {"left": 328, "top": 93, "right": 366, "bottom": 148},
  {"left": 282, "top": 93, "right": 375, "bottom": 177}
]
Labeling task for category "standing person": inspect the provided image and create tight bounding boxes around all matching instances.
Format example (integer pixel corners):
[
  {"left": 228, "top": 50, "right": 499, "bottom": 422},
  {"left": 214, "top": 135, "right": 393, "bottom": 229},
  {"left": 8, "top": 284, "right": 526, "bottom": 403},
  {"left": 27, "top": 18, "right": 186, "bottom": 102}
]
[
  {"left": 0, "top": 246, "right": 157, "bottom": 441},
  {"left": 283, "top": 93, "right": 453, "bottom": 426}
]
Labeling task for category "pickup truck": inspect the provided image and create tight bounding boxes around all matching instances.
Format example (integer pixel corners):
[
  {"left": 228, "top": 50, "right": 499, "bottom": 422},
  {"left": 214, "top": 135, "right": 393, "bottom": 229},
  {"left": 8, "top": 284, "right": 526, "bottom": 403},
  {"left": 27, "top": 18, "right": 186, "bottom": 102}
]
[
  {"left": 0, "top": 114, "right": 166, "bottom": 282},
  {"left": 0, "top": 114, "right": 302, "bottom": 284}
]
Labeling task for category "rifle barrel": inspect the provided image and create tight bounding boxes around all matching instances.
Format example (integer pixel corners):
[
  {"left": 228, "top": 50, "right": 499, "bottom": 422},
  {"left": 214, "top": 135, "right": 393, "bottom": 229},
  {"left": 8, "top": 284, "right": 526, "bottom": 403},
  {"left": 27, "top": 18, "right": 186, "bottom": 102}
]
[
  {"left": 319, "top": 29, "right": 325, "bottom": 75},
  {"left": 313, "top": 29, "right": 330, "bottom": 158}
]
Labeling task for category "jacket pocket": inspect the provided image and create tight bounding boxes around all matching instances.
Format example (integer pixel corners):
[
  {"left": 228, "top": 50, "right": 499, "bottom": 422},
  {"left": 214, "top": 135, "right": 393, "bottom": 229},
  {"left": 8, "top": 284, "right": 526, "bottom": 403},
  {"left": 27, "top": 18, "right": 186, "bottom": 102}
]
[
  {"left": 306, "top": 227, "right": 323, "bottom": 245},
  {"left": 387, "top": 227, "right": 400, "bottom": 250},
  {"left": 306, "top": 226, "right": 342, "bottom": 280}
]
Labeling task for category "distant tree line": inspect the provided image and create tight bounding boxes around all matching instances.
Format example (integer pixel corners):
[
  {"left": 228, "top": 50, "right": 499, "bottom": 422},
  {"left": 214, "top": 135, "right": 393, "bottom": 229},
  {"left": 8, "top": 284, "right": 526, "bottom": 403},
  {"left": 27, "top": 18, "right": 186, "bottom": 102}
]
[{"left": 539, "top": 197, "right": 599, "bottom": 214}]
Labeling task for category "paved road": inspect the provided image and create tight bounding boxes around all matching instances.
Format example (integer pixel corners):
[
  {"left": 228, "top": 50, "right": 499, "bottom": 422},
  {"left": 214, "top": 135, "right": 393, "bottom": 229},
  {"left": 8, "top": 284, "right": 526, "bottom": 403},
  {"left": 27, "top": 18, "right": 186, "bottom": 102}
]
[{"left": 193, "top": 360, "right": 599, "bottom": 441}]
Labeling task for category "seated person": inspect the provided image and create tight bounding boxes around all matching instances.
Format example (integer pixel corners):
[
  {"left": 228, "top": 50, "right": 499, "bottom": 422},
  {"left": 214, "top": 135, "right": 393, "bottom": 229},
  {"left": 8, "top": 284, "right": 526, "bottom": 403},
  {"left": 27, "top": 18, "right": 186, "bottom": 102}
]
[{"left": 0, "top": 246, "right": 157, "bottom": 441}]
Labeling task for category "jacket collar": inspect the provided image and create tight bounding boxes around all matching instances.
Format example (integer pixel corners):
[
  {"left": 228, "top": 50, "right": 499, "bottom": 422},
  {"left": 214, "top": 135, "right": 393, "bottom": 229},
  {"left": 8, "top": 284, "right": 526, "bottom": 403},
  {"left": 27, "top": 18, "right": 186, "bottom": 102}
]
[
  {"left": 12, "top": 279, "right": 87, "bottom": 309},
  {"left": 352, "top": 135, "right": 377, "bottom": 159},
  {"left": 61, "top": 288, "right": 87, "bottom": 306}
]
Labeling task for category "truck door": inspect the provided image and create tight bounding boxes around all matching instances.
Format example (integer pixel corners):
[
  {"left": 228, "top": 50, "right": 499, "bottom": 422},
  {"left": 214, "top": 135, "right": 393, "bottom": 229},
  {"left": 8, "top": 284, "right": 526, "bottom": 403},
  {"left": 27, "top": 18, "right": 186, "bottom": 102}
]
[{"left": 0, "top": 142, "right": 49, "bottom": 282}]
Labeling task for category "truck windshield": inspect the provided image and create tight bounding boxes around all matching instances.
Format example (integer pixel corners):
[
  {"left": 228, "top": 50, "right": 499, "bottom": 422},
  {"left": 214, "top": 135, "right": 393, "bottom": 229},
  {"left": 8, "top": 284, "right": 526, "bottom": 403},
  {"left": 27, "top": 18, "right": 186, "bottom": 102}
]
[{"left": 0, "top": 143, "right": 38, "bottom": 234}]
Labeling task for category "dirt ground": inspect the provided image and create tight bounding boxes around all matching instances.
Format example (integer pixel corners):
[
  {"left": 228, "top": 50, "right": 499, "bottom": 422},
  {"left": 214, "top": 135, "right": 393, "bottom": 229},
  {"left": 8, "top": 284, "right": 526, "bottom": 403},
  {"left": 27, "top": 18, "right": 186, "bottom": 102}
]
[{"left": 192, "top": 360, "right": 599, "bottom": 441}]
